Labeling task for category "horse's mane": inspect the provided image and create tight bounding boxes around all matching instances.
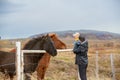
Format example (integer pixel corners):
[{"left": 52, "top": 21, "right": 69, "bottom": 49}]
[{"left": 23, "top": 37, "right": 43, "bottom": 50}]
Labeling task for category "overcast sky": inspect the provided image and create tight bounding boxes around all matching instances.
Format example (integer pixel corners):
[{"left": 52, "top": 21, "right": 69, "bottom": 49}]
[{"left": 0, "top": 0, "right": 120, "bottom": 39}]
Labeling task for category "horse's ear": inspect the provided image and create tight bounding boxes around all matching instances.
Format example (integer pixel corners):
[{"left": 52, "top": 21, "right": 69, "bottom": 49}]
[
  {"left": 43, "top": 34, "right": 49, "bottom": 40},
  {"left": 46, "top": 34, "right": 49, "bottom": 37},
  {"left": 49, "top": 33, "right": 56, "bottom": 38}
]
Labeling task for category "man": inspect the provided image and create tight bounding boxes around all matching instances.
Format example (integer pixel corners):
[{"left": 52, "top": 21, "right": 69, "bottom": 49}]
[{"left": 73, "top": 32, "right": 88, "bottom": 80}]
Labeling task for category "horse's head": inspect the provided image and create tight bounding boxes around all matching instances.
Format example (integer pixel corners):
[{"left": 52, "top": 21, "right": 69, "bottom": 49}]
[
  {"left": 49, "top": 33, "right": 67, "bottom": 49},
  {"left": 40, "top": 34, "right": 57, "bottom": 56},
  {"left": 23, "top": 34, "right": 57, "bottom": 56}
]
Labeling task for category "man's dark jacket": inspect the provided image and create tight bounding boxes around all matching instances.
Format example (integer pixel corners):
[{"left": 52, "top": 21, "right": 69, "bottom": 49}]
[{"left": 73, "top": 40, "right": 88, "bottom": 65}]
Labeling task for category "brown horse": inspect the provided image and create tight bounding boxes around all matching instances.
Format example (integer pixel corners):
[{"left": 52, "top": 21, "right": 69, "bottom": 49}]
[{"left": 36, "top": 33, "right": 66, "bottom": 80}]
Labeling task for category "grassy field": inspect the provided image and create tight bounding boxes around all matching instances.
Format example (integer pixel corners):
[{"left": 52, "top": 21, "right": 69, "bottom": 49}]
[{"left": 0, "top": 38, "right": 120, "bottom": 80}]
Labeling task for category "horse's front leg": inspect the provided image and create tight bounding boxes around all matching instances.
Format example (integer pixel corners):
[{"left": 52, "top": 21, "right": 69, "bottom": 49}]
[
  {"left": 9, "top": 75, "right": 14, "bottom": 80},
  {"left": 41, "top": 66, "right": 48, "bottom": 80},
  {"left": 9, "top": 73, "right": 14, "bottom": 80},
  {"left": 25, "top": 73, "right": 31, "bottom": 80},
  {"left": 37, "top": 66, "right": 48, "bottom": 80}
]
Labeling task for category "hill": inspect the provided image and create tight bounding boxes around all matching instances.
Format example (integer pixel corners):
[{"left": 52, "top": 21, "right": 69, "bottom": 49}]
[{"left": 30, "top": 30, "right": 120, "bottom": 40}]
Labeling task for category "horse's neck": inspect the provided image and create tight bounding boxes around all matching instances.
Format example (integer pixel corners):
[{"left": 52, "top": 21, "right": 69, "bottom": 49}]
[
  {"left": 42, "top": 53, "right": 51, "bottom": 60},
  {"left": 23, "top": 38, "right": 43, "bottom": 50},
  {"left": 37, "top": 53, "right": 51, "bottom": 67}
]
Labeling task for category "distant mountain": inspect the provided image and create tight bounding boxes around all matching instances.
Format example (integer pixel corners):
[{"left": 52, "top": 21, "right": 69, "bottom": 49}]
[{"left": 30, "top": 30, "right": 120, "bottom": 40}]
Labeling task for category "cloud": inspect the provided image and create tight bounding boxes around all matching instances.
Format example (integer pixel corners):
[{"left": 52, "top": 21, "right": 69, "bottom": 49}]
[{"left": 0, "top": 0, "right": 24, "bottom": 14}]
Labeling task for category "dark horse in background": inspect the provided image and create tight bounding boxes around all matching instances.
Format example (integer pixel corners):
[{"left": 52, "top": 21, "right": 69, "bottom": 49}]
[
  {"left": 36, "top": 33, "right": 66, "bottom": 80},
  {"left": 0, "top": 34, "right": 57, "bottom": 80}
]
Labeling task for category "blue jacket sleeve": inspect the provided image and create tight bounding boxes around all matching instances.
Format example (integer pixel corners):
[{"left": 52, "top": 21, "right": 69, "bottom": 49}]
[
  {"left": 73, "top": 41, "right": 88, "bottom": 54},
  {"left": 73, "top": 41, "right": 81, "bottom": 54}
]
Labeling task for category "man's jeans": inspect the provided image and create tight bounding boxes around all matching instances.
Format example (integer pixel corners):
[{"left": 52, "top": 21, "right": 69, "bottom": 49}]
[{"left": 78, "top": 64, "right": 88, "bottom": 80}]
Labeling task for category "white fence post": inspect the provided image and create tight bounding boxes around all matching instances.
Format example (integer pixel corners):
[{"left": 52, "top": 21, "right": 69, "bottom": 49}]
[
  {"left": 21, "top": 51, "right": 24, "bottom": 80},
  {"left": 96, "top": 51, "right": 99, "bottom": 80},
  {"left": 110, "top": 54, "right": 116, "bottom": 80},
  {"left": 16, "top": 42, "right": 21, "bottom": 80}
]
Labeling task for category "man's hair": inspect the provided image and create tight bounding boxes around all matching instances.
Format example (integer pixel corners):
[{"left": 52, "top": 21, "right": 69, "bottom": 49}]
[{"left": 79, "top": 35, "right": 85, "bottom": 42}]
